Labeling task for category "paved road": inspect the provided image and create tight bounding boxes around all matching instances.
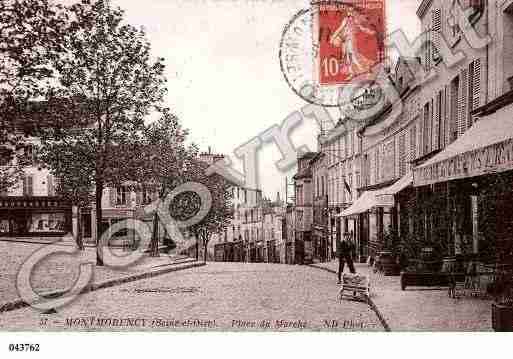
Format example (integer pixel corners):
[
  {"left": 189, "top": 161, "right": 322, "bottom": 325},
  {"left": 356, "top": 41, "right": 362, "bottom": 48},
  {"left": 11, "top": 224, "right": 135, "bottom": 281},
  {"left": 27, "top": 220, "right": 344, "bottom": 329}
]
[{"left": 0, "top": 263, "right": 382, "bottom": 331}]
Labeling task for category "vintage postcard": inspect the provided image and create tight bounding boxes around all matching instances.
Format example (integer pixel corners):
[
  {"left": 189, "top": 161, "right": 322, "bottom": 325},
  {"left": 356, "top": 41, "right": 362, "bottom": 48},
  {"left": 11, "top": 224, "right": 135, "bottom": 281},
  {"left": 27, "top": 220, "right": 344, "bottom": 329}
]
[{"left": 1, "top": 0, "right": 513, "bottom": 349}]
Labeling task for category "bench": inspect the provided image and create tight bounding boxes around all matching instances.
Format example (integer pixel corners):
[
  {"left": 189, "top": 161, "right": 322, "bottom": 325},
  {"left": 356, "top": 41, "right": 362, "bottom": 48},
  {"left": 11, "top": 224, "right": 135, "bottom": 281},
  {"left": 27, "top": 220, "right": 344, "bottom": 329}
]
[{"left": 338, "top": 273, "right": 370, "bottom": 302}]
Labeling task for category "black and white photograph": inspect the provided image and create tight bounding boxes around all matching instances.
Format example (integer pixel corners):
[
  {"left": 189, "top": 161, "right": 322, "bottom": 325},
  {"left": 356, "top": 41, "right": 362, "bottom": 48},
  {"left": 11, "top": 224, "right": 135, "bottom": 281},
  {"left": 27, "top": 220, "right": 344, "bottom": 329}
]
[{"left": 1, "top": 0, "right": 513, "bottom": 353}]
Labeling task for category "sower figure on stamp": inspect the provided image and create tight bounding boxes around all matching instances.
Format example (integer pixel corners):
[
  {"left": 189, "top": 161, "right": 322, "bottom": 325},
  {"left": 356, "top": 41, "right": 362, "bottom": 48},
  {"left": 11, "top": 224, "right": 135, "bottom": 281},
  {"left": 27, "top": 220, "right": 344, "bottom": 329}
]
[{"left": 337, "top": 233, "right": 356, "bottom": 284}]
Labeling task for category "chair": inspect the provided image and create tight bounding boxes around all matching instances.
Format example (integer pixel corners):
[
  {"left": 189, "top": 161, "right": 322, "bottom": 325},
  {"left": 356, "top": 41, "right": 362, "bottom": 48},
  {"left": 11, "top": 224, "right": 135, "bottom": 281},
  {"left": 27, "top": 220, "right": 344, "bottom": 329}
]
[{"left": 338, "top": 273, "right": 370, "bottom": 303}]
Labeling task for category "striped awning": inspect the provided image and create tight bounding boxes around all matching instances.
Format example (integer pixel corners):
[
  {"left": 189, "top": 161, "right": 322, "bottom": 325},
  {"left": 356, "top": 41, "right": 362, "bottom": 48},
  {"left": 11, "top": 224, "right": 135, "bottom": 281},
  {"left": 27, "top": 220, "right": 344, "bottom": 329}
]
[{"left": 337, "top": 173, "right": 412, "bottom": 218}]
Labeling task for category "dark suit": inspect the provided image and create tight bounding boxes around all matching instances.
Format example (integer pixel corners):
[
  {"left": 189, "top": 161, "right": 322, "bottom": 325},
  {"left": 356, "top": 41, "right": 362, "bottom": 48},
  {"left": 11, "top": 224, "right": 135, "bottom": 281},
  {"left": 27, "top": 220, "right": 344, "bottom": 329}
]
[{"left": 338, "top": 239, "right": 356, "bottom": 282}]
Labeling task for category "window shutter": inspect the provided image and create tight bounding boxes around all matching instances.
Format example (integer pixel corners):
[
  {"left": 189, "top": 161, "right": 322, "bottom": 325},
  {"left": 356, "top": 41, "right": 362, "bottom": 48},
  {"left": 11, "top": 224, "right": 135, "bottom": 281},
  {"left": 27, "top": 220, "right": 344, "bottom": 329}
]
[
  {"left": 431, "top": 9, "right": 442, "bottom": 61},
  {"left": 410, "top": 125, "right": 416, "bottom": 162},
  {"left": 472, "top": 58, "right": 481, "bottom": 124},
  {"left": 459, "top": 69, "right": 468, "bottom": 137},
  {"left": 136, "top": 189, "right": 142, "bottom": 205},
  {"left": 424, "top": 31, "right": 431, "bottom": 71},
  {"left": 27, "top": 175, "right": 33, "bottom": 196},
  {"left": 399, "top": 134, "right": 406, "bottom": 177},
  {"left": 47, "top": 175, "right": 54, "bottom": 196},
  {"left": 450, "top": 78, "right": 459, "bottom": 142},
  {"left": 440, "top": 89, "right": 446, "bottom": 149},
  {"left": 432, "top": 96, "right": 440, "bottom": 150},
  {"left": 22, "top": 175, "right": 27, "bottom": 196},
  {"left": 444, "top": 85, "right": 449, "bottom": 147}
]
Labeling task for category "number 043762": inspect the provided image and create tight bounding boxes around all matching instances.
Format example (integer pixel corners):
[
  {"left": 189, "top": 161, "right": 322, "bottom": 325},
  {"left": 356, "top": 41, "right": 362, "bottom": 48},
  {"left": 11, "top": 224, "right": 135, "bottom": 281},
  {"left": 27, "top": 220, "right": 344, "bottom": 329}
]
[{"left": 8, "top": 344, "right": 40, "bottom": 352}]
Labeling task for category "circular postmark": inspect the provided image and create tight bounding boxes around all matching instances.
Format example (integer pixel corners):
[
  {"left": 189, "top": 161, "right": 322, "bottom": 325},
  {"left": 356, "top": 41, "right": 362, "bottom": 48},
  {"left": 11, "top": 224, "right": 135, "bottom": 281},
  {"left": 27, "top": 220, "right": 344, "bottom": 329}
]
[{"left": 279, "top": 1, "right": 386, "bottom": 109}]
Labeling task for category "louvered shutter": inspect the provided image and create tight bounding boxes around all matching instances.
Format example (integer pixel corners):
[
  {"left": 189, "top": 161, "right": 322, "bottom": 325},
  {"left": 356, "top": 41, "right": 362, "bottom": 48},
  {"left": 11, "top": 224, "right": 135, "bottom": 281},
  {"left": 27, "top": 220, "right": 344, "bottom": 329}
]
[
  {"left": 444, "top": 85, "right": 450, "bottom": 147},
  {"left": 440, "top": 90, "right": 445, "bottom": 149},
  {"left": 27, "top": 175, "right": 33, "bottom": 196},
  {"left": 432, "top": 9, "right": 442, "bottom": 61},
  {"left": 47, "top": 175, "right": 54, "bottom": 196},
  {"left": 399, "top": 134, "right": 406, "bottom": 177},
  {"left": 424, "top": 31, "right": 431, "bottom": 71},
  {"left": 459, "top": 69, "right": 468, "bottom": 137},
  {"left": 22, "top": 175, "right": 27, "bottom": 196},
  {"left": 472, "top": 58, "right": 481, "bottom": 125},
  {"left": 410, "top": 126, "right": 416, "bottom": 162},
  {"left": 432, "top": 96, "right": 440, "bottom": 150}
]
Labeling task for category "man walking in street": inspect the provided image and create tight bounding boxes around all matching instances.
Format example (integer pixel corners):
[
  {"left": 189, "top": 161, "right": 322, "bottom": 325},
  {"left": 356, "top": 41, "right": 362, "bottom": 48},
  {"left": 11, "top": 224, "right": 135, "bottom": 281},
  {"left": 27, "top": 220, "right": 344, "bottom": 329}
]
[{"left": 337, "top": 233, "right": 356, "bottom": 284}]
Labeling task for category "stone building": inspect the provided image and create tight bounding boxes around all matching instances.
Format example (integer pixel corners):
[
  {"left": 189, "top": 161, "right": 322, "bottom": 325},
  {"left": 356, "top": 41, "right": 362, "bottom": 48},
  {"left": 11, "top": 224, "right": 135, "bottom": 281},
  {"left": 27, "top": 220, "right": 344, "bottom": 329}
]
[
  {"left": 310, "top": 151, "right": 330, "bottom": 262},
  {"left": 337, "top": 57, "right": 422, "bottom": 260},
  {"left": 292, "top": 152, "right": 318, "bottom": 264},
  {"left": 0, "top": 135, "right": 72, "bottom": 238},
  {"left": 411, "top": 0, "right": 513, "bottom": 260}
]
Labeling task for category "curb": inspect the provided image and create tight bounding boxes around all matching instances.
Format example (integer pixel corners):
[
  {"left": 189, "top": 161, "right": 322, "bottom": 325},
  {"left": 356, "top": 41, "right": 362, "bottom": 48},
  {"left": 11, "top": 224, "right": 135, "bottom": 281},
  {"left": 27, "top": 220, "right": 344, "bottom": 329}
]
[
  {"left": 307, "top": 264, "right": 391, "bottom": 332},
  {"left": 0, "top": 261, "right": 206, "bottom": 315}
]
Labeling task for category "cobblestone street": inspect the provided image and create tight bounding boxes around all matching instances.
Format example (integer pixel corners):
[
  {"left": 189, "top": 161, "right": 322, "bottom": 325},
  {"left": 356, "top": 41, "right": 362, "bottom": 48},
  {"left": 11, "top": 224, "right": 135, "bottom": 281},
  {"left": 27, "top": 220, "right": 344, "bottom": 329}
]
[{"left": 0, "top": 262, "right": 382, "bottom": 331}]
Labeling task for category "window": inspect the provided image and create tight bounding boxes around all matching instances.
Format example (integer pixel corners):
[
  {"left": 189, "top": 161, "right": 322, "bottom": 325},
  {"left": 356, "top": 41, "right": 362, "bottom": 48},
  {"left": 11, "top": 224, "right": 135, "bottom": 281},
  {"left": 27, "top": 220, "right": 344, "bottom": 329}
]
[
  {"left": 459, "top": 68, "right": 469, "bottom": 137},
  {"left": 423, "top": 102, "right": 431, "bottom": 155},
  {"left": 116, "top": 186, "right": 129, "bottom": 206},
  {"left": 348, "top": 174, "right": 353, "bottom": 201},
  {"left": 22, "top": 175, "right": 33, "bottom": 196},
  {"left": 47, "top": 175, "right": 56, "bottom": 196},
  {"left": 450, "top": 75, "right": 460, "bottom": 141},
  {"left": 142, "top": 188, "right": 154, "bottom": 204},
  {"left": 433, "top": 91, "right": 442, "bottom": 150},
  {"left": 424, "top": 30, "right": 431, "bottom": 71},
  {"left": 23, "top": 144, "right": 35, "bottom": 164},
  {"left": 374, "top": 148, "right": 379, "bottom": 184},
  {"left": 399, "top": 134, "right": 406, "bottom": 177}
]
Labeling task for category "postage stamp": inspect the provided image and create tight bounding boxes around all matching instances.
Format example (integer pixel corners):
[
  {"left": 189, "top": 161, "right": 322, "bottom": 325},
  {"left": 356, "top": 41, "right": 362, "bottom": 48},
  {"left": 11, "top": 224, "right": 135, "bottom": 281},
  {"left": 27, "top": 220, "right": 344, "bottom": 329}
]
[{"left": 280, "top": 0, "right": 386, "bottom": 108}]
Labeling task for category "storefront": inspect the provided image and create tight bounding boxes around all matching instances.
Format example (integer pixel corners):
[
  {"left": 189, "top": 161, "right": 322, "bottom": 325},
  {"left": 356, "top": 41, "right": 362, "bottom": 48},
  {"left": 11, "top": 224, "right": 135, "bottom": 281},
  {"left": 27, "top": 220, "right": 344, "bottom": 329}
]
[
  {"left": 338, "top": 172, "right": 413, "bottom": 260},
  {"left": 0, "top": 197, "right": 72, "bottom": 237},
  {"left": 413, "top": 93, "right": 513, "bottom": 259}
]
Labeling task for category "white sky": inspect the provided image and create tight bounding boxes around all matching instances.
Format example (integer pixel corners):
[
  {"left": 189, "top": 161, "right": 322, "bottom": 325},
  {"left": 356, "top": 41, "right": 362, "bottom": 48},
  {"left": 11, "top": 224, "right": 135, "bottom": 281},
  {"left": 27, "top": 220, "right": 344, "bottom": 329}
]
[{"left": 110, "top": 0, "right": 421, "bottom": 199}]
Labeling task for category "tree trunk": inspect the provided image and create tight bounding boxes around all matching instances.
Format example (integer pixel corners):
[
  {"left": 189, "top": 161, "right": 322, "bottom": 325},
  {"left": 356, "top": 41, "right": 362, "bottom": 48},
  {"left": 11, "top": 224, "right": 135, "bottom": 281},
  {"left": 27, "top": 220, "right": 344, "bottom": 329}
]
[
  {"left": 76, "top": 206, "right": 84, "bottom": 250},
  {"left": 96, "top": 181, "right": 104, "bottom": 266},
  {"left": 150, "top": 211, "right": 159, "bottom": 257},
  {"left": 203, "top": 242, "right": 208, "bottom": 263},
  {"left": 194, "top": 230, "right": 199, "bottom": 260}
]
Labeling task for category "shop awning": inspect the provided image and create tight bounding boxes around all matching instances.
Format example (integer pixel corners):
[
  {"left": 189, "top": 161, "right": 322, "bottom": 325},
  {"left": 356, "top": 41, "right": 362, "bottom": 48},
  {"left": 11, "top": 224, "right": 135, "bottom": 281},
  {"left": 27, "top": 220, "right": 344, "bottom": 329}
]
[
  {"left": 337, "top": 173, "right": 412, "bottom": 218},
  {"left": 414, "top": 104, "right": 513, "bottom": 187}
]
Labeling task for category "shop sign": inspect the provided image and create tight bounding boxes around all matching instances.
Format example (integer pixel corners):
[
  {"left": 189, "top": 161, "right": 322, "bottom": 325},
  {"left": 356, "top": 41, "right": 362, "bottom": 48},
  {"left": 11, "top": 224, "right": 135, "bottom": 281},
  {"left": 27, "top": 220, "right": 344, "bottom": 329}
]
[{"left": 414, "top": 138, "right": 513, "bottom": 186}]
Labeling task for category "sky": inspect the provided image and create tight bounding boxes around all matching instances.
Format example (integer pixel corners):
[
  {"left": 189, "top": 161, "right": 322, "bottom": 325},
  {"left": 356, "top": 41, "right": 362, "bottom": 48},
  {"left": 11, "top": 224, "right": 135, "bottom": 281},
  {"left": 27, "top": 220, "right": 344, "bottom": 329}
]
[{"left": 110, "top": 0, "right": 421, "bottom": 200}]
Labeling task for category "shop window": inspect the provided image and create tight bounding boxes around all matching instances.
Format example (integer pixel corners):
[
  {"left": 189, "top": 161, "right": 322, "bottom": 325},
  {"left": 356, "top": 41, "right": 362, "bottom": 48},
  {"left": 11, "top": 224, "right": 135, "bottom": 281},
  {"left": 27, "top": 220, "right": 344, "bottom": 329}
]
[
  {"left": 27, "top": 212, "right": 66, "bottom": 233},
  {"left": 116, "top": 186, "right": 129, "bottom": 206},
  {"left": 142, "top": 188, "right": 154, "bottom": 204}
]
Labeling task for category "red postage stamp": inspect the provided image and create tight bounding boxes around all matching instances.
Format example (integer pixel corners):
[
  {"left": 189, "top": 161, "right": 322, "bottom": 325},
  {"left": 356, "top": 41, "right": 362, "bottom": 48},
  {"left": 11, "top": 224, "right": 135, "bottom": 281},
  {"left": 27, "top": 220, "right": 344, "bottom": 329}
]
[{"left": 318, "top": 0, "right": 386, "bottom": 85}]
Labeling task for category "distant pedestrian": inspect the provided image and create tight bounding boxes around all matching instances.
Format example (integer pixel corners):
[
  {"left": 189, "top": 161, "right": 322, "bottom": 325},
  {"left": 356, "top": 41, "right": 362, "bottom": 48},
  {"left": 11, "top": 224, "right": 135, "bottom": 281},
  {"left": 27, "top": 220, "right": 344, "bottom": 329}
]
[{"left": 337, "top": 234, "right": 356, "bottom": 284}]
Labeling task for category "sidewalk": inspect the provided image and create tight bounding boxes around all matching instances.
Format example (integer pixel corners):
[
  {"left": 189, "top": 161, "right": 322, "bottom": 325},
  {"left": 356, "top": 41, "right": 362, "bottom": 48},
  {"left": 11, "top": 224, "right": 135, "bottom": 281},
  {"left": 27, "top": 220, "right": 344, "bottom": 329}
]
[
  {"left": 310, "top": 261, "right": 493, "bottom": 331},
  {"left": 0, "top": 240, "right": 204, "bottom": 313}
]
